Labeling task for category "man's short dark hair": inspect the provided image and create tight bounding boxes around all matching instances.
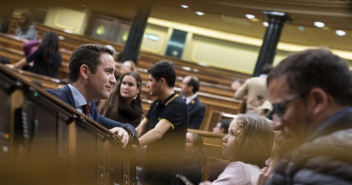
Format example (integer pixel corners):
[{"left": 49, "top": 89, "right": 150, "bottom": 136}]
[
  {"left": 187, "top": 76, "right": 200, "bottom": 93},
  {"left": 268, "top": 48, "right": 352, "bottom": 106},
  {"left": 261, "top": 63, "right": 273, "bottom": 75},
  {"left": 219, "top": 119, "right": 231, "bottom": 134},
  {"left": 148, "top": 61, "right": 176, "bottom": 88},
  {"left": 68, "top": 44, "right": 114, "bottom": 82}
]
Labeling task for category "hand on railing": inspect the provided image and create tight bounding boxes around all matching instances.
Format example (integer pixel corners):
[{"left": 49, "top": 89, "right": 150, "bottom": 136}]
[
  {"left": 6, "top": 64, "right": 15, "bottom": 69},
  {"left": 109, "top": 127, "right": 129, "bottom": 148}
]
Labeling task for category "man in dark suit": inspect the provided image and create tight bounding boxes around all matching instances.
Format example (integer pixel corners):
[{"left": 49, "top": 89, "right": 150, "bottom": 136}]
[
  {"left": 180, "top": 76, "right": 205, "bottom": 129},
  {"left": 46, "top": 44, "right": 136, "bottom": 147}
]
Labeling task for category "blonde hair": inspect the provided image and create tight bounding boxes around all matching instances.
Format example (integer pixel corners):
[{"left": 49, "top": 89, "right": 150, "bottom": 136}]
[{"left": 232, "top": 114, "right": 274, "bottom": 168}]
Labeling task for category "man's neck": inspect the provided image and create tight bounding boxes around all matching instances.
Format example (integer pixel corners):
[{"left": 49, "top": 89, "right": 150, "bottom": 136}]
[
  {"left": 183, "top": 92, "right": 195, "bottom": 98},
  {"left": 159, "top": 88, "right": 174, "bottom": 101},
  {"left": 313, "top": 104, "right": 347, "bottom": 129},
  {"left": 70, "top": 82, "right": 91, "bottom": 102}
]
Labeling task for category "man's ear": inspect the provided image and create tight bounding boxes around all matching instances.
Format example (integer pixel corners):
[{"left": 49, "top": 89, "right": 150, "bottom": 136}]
[
  {"left": 80, "top": 64, "right": 90, "bottom": 80},
  {"left": 159, "top": 77, "right": 166, "bottom": 86},
  {"left": 308, "top": 88, "right": 329, "bottom": 116},
  {"left": 188, "top": 85, "right": 194, "bottom": 93}
]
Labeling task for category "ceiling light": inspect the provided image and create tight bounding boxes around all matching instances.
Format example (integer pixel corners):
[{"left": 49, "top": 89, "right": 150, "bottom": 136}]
[
  {"left": 195, "top": 11, "right": 204, "bottom": 16},
  {"left": 336, "top": 30, "right": 346, "bottom": 36},
  {"left": 298, "top": 26, "right": 305, "bottom": 31},
  {"left": 245, "top": 14, "right": 255, "bottom": 19},
  {"left": 181, "top": 4, "right": 189, "bottom": 8},
  {"left": 263, "top": 22, "right": 269, "bottom": 27},
  {"left": 314, "top": 21, "right": 325, "bottom": 28}
]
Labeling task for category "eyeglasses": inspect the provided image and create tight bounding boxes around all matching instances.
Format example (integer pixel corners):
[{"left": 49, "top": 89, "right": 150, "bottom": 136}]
[{"left": 272, "top": 91, "right": 309, "bottom": 119}]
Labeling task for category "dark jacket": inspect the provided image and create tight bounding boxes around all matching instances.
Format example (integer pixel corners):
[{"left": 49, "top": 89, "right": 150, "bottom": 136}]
[
  {"left": 187, "top": 96, "right": 205, "bottom": 129},
  {"left": 46, "top": 85, "right": 137, "bottom": 137},
  {"left": 26, "top": 46, "right": 62, "bottom": 78},
  {"left": 268, "top": 107, "right": 352, "bottom": 185}
]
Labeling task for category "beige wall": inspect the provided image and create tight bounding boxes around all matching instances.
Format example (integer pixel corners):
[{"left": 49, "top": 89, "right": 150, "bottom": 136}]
[
  {"left": 140, "top": 24, "right": 170, "bottom": 54},
  {"left": 40, "top": 9, "right": 352, "bottom": 73},
  {"left": 44, "top": 7, "right": 89, "bottom": 34},
  {"left": 183, "top": 35, "right": 260, "bottom": 74}
]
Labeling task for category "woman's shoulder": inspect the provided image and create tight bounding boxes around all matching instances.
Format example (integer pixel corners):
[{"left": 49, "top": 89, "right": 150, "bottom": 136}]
[
  {"left": 214, "top": 162, "right": 260, "bottom": 185},
  {"left": 228, "top": 162, "right": 260, "bottom": 173}
]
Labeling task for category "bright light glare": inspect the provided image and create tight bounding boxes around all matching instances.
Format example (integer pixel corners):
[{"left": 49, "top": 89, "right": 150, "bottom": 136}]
[
  {"left": 195, "top": 11, "right": 204, "bottom": 16},
  {"left": 245, "top": 14, "right": 255, "bottom": 19},
  {"left": 336, "top": 30, "right": 346, "bottom": 36},
  {"left": 314, "top": 21, "right": 325, "bottom": 28}
]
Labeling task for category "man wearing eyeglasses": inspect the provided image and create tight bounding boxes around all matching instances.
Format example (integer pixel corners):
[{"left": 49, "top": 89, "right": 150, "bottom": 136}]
[{"left": 265, "top": 48, "right": 352, "bottom": 185}]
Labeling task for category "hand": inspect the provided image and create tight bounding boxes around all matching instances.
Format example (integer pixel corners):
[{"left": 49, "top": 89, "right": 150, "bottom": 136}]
[
  {"left": 109, "top": 127, "right": 129, "bottom": 148},
  {"left": 256, "top": 167, "right": 271, "bottom": 185},
  {"left": 6, "top": 64, "right": 15, "bottom": 69}
]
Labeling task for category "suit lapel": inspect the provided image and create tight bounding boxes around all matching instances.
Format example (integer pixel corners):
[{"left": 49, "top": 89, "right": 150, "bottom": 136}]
[{"left": 63, "top": 85, "right": 76, "bottom": 108}]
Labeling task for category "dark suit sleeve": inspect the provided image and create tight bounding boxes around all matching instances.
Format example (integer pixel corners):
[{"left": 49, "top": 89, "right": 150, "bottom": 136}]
[
  {"left": 91, "top": 102, "right": 137, "bottom": 138},
  {"left": 189, "top": 103, "right": 205, "bottom": 129}
]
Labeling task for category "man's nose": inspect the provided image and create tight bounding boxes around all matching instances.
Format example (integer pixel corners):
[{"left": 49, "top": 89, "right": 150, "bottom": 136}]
[
  {"left": 272, "top": 114, "right": 283, "bottom": 131},
  {"left": 110, "top": 76, "right": 116, "bottom": 85}
]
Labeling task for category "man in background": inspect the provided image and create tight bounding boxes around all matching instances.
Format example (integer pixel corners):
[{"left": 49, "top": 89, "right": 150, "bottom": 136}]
[
  {"left": 234, "top": 64, "right": 273, "bottom": 113},
  {"left": 180, "top": 76, "right": 205, "bottom": 129},
  {"left": 136, "top": 61, "right": 188, "bottom": 185},
  {"left": 212, "top": 119, "right": 231, "bottom": 134}
]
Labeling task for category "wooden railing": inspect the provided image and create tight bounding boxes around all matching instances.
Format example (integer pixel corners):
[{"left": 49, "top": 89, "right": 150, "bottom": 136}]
[{"left": 0, "top": 64, "right": 136, "bottom": 185}]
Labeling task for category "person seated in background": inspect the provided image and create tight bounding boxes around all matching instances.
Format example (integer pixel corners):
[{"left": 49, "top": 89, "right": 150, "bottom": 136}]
[
  {"left": 234, "top": 64, "right": 273, "bottom": 113},
  {"left": 21, "top": 36, "right": 42, "bottom": 71},
  {"left": 114, "top": 60, "right": 136, "bottom": 80},
  {"left": 120, "top": 60, "right": 136, "bottom": 74},
  {"left": 105, "top": 45, "right": 119, "bottom": 61},
  {"left": 15, "top": 12, "right": 37, "bottom": 40},
  {"left": 7, "top": 32, "right": 62, "bottom": 78},
  {"left": 45, "top": 44, "right": 137, "bottom": 148},
  {"left": 98, "top": 72, "right": 143, "bottom": 127},
  {"left": 200, "top": 114, "right": 274, "bottom": 185},
  {"left": 212, "top": 119, "right": 231, "bottom": 134},
  {"left": 231, "top": 79, "right": 242, "bottom": 91},
  {"left": 256, "top": 132, "right": 296, "bottom": 185},
  {"left": 176, "top": 132, "right": 206, "bottom": 185},
  {"left": 179, "top": 75, "right": 205, "bottom": 129}
]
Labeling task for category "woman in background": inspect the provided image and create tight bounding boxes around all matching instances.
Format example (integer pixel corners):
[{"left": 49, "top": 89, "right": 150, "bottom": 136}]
[
  {"left": 15, "top": 12, "right": 37, "bottom": 40},
  {"left": 98, "top": 72, "right": 143, "bottom": 127},
  {"left": 8, "top": 31, "right": 61, "bottom": 78},
  {"left": 176, "top": 132, "right": 206, "bottom": 185},
  {"left": 200, "top": 114, "right": 274, "bottom": 185}
]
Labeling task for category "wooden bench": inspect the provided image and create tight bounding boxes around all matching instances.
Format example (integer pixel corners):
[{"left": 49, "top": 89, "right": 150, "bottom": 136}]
[
  {"left": 8, "top": 17, "right": 250, "bottom": 87},
  {"left": 188, "top": 129, "right": 229, "bottom": 181}
]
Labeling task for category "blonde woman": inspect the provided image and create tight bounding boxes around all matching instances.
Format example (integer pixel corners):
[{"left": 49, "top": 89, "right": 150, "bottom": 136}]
[{"left": 200, "top": 114, "right": 274, "bottom": 185}]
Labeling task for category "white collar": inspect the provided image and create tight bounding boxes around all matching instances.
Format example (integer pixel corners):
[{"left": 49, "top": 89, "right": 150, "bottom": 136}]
[{"left": 185, "top": 93, "right": 198, "bottom": 104}]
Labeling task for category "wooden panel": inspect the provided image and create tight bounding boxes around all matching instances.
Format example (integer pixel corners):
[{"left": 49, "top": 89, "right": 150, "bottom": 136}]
[{"left": 0, "top": 65, "right": 135, "bottom": 185}]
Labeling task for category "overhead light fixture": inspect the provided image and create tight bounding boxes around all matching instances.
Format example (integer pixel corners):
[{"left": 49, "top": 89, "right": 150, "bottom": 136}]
[
  {"left": 181, "top": 4, "right": 189, "bottom": 9},
  {"left": 195, "top": 11, "right": 204, "bottom": 16},
  {"left": 245, "top": 14, "right": 255, "bottom": 19},
  {"left": 336, "top": 30, "right": 346, "bottom": 36},
  {"left": 263, "top": 22, "right": 269, "bottom": 27},
  {"left": 314, "top": 21, "right": 325, "bottom": 28}
]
